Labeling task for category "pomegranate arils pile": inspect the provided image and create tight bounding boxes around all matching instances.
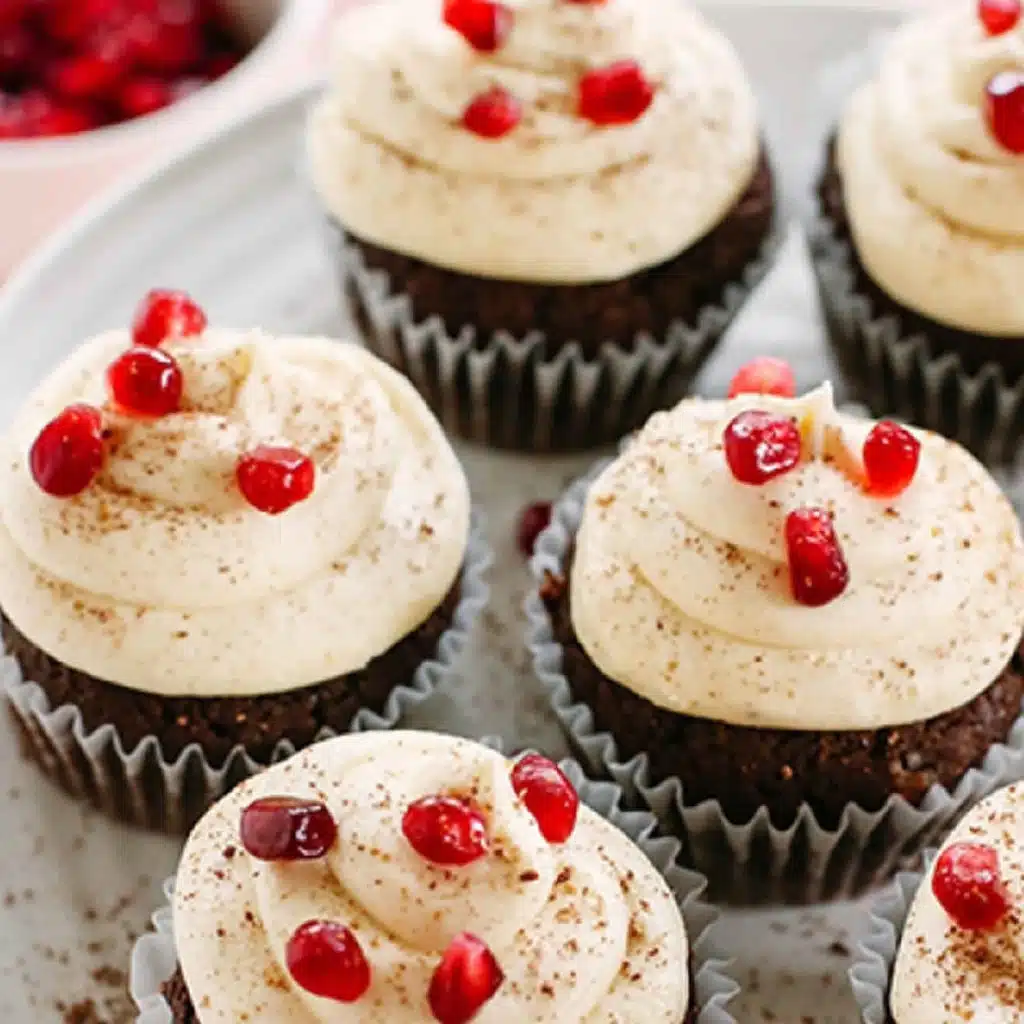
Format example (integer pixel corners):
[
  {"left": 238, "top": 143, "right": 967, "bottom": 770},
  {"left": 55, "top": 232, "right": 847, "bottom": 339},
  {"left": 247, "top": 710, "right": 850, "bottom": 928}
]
[
  {"left": 286, "top": 921, "right": 372, "bottom": 1004},
  {"left": 510, "top": 754, "right": 579, "bottom": 843},
  {"left": 428, "top": 933, "right": 505, "bottom": 1024},
  {"left": 402, "top": 795, "right": 490, "bottom": 867},
  {"left": 932, "top": 841, "right": 1011, "bottom": 931},
  {"left": 240, "top": 796, "right": 338, "bottom": 862},
  {"left": 0, "top": 0, "right": 248, "bottom": 139}
]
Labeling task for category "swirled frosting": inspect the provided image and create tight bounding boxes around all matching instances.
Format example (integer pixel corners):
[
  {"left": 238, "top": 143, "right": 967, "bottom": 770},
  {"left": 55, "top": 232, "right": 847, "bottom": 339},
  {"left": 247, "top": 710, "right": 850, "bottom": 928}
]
[
  {"left": 173, "top": 730, "right": 690, "bottom": 1022},
  {"left": 0, "top": 329, "right": 469, "bottom": 697},
  {"left": 569, "top": 386, "right": 1024, "bottom": 731},
  {"left": 837, "top": 2, "right": 1024, "bottom": 335},
  {"left": 308, "top": 0, "right": 760, "bottom": 283},
  {"left": 891, "top": 782, "right": 1024, "bottom": 1021}
]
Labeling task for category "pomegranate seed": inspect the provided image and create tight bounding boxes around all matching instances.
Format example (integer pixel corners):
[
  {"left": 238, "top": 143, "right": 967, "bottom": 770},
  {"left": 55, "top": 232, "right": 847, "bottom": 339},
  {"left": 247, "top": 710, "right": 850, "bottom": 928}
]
[
  {"left": 48, "top": 50, "right": 123, "bottom": 101},
  {"left": 286, "top": 921, "right": 371, "bottom": 1003},
  {"left": 134, "top": 3, "right": 203, "bottom": 75},
  {"left": 510, "top": 754, "right": 578, "bottom": 844},
  {"left": 727, "top": 357, "right": 796, "bottom": 400},
  {"left": 516, "top": 501, "right": 552, "bottom": 557},
  {"left": 107, "top": 346, "right": 183, "bottom": 418},
  {"left": 34, "top": 101, "right": 98, "bottom": 137},
  {"left": 986, "top": 70, "right": 1024, "bottom": 154},
  {"left": 428, "top": 933, "right": 504, "bottom": 1024},
  {"left": 29, "top": 404, "right": 105, "bottom": 498},
  {"left": 862, "top": 420, "right": 921, "bottom": 498},
  {"left": 0, "top": 0, "right": 30, "bottom": 31},
  {"left": 443, "top": 0, "right": 512, "bottom": 52},
  {"left": 932, "top": 842, "right": 1010, "bottom": 931},
  {"left": 236, "top": 446, "right": 316, "bottom": 516},
  {"left": 979, "top": 0, "right": 1020, "bottom": 33},
  {"left": 118, "top": 76, "right": 172, "bottom": 118},
  {"left": 462, "top": 86, "right": 520, "bottom": 139},
  {"left": 723, "top": 410, "right": 802, "bottom": 485},
  {"left": 578, "top": 60, "right": 654, "bottom": 126},
  {"left": 402, "top": 796, "right": 489, "bottom": 867},
  {"left": 131, "top": 288, "right": 207, "bottom": 346},
  {"left": 239, "top": 796, "right": 337, "bottom": 861},
  {"left": 0, "top": 25, "right": 39, "bottom": 86},
  {"left": 785, "top": 508, "right": 849, "bottom": 607}
]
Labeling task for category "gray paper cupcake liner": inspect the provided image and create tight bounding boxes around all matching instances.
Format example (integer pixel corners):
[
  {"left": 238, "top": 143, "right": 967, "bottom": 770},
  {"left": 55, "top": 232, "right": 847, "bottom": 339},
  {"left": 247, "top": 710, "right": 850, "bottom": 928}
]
[
  {"left": 525, "top": 464, "right": 1024, "bottom": 905},
  {"left": 808, "top": 210, "right": 1024, "bottom": 469},
  {"left": 130, "top": 753, "right": 739, "bottom": 1024},
  {"left": 848, "top": 860, "right": 934, "bottom": 1024},
  {"left": 328, "top": 219, "right": 782, "bottom": 453},
  {"left": 2, "top": 516, "right": 491, "bottom": 836}
]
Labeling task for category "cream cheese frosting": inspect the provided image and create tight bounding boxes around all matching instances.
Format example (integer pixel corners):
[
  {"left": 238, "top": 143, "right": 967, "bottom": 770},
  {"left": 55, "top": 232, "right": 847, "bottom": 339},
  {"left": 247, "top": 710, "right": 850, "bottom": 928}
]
[
  {"left": 0, "top": 329, "right": 470, "bottom": 697},
  {"left": 173, "top": 730, "right": 690, "bottom": 1022},
  {"left": 890, "top": 782, "right": 1024, "bottom": 1021},
  {"left": 837, "top": 2, "right": 1024, "bottom": 335},
  {"left": 569, "top": 385, "right": 1024, "bottom": 731},
  {"left": 308, "top": 0, "right": 760, "bottom": 284}
]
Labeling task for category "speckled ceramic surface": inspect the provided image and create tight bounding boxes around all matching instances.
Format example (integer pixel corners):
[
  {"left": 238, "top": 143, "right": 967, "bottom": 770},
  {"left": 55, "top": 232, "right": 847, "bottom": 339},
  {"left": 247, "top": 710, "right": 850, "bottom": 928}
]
[{"left": 0, "top": 3, "right": 1014, "bottom": 1021}]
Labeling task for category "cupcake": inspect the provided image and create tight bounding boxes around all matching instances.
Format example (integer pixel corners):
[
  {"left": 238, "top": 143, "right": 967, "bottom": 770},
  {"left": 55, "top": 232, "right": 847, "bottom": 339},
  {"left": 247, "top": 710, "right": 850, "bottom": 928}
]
[
  {"left": 1, "top": 290, "right": 487, "bottom": 834},
  {"left": 131, "top": 730, "right": 737, "bottom": 1022},
  {"left": 812, "top": 0, "right": 1024, "bottom": 465},
  {"left": 527, "top": 362, "right": 1024, "bottom": 903},
  {"left": 307, "top": 0, "right": 777, "bottom": 451},
  {"left": 850, "top": 781, "right": 1024, "bottom": 1023}
]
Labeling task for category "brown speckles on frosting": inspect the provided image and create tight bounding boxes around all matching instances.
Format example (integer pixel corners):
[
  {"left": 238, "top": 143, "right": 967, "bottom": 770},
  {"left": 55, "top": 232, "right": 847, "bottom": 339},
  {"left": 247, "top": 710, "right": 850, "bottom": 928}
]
[
  {"left": 570, "top": 388, "right": 1024, "bottom": 730},
  {"left": 174, "top": 732, "right": 689, "bottom": 1022}
]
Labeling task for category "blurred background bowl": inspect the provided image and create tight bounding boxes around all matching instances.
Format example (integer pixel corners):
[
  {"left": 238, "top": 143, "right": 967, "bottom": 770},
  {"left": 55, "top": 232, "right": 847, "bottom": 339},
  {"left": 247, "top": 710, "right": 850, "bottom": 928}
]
[{"left": 0, "top": 0, "right": 328, "bottom": 278}]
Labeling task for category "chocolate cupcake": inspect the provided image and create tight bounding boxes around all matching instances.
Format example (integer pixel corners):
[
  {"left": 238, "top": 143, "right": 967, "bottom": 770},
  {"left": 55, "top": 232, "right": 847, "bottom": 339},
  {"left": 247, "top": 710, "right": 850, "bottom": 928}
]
[
  {"left": 526, "top": 365, "right": 1024, "bottom": 903},
  {"left": 811, "top": 1, "right": 1024, "bottom": 465},
  {"left": 307, "top": 0, "right": 777, "bottom": 451},
  {"left": 1, "top": 291, "right": 488, "bottom": 833},
  {"left": 130, "top": 730, "right": 738, "bottom": 1022},
  {"left": 850, "top": 782, "right": 1024, "bottom": 1023}
]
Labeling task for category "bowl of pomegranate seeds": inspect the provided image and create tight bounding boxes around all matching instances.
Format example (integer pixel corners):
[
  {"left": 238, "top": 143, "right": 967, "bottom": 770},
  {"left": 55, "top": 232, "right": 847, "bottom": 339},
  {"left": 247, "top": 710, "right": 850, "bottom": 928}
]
[{"left": 0, "top": 0, "right": 327, "bottom": 274}]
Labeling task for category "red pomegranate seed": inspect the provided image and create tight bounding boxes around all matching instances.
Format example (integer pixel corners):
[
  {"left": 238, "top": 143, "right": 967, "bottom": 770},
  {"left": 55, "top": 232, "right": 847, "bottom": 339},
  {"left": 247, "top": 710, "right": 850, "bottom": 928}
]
[
  {"left": 48, "top": 50, "right": 124, "bottom": 101},
  {"left": 986, "top": 70, "right": 1024, "bottom": 154},
  {"left": 979, "top": 0, "right": 1020, "bottom": 33},
  {"left": 236, "top": 446, "right": 316, "bottom": 516},
  {"left": 239, "top": 796, "right": 338, "bottom": 861},
  {"left": 34, "top": 101, "right": 98, "bottom": 137},
  {"left": 578, "top": 60, "right": 654, "bottom": 126},
  {"left": 131, "top": 288, "right": 207, "bottom": 346},
  {"left": 0, "top": 25, "right": 40, "bottom": 86},
  {"left": 402, "top": 796, "right": 489, "bottom": 867},
  {"left": 286, "top": 921, "right": 371, "bottom": 1003},
  {"left": 862, "top": 420, "right": 921, "bottom": 498},
  {"left": 785, "top": 508, "right": 849, "bottom": 607},
  {"left": 723, "top": 410, "right": 802, "bottom": 485},
  {"left": 107, "top": 346, "right": 183, "bottom": 418},
  {"left": 134, "top": 4, "right": 203, "bottom": 75},
  {"left": 428, "top": 933, "right": 504, "bottom": 1024},
  {"left": 516, "top": 501, "right": 552, "bottom": 557},
  {"left": 0, "top": 0, "right": 31, "bottom": 31},
  {"left": 118, "top": 76, "right": 173, "bottom": 118},
  {"left": 932, "top": 842, "right": 1010, "bottom": 931},
  {"left": 727, "top": 357, "right": 796, "bottom": 400},
  {"left": 510, "top": 754, "right": 579, "bottom": 844},
  {"left": 443, "top": 0, "right": 512, "bottom": 52},
  {"left": 462, "top": 86, "right": 521, "bottom": 139},
  {"left": 29, "top": 404, "right": 105, "bottom": 498}
]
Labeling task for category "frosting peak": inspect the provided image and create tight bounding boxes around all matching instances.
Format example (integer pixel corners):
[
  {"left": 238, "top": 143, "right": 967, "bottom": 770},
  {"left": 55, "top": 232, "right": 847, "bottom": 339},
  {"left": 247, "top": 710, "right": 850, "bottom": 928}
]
[
  {"left": 570, "top": 390, "right": 1024, "bottom": 730},
  {"left": 837, "top": 1, "right": 1024, "bottom": 334},
  {"left": 174, "top": 732, "right": 690, "bottom": 1022},
  {"left": 308, "top": 0, "right": 760, "bottom": 283},
  {"left": 0, "top": 329, "right": 469, "bottom": 697}
]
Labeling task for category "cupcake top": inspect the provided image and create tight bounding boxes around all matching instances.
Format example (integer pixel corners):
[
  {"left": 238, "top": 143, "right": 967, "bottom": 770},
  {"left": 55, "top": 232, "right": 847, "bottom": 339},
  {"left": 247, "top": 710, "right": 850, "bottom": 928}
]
[
  {"left": 837, "top": 0, "right": 1024, "bottom": 335},
  {"left": 0, "top": 303, "right": 469, "bottom": 697},
  {"left": 308, "top": 0, "right": 759, "bottom": 284},
  {"left": 570, "top": 381, "right": 1024, "bottom": 731},
  {"left": 173, "top": 730, "right": 690, "bottom": 1022},
  {"left": 890, "top": 782, "right": 1024, "bottom": 1021}
]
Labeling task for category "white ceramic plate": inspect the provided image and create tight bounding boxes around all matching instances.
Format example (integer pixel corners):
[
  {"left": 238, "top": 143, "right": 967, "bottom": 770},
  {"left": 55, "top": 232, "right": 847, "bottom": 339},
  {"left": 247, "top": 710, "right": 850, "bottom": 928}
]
[{"left": 0, "top": 4, "right": 909, "bottom": 1022}]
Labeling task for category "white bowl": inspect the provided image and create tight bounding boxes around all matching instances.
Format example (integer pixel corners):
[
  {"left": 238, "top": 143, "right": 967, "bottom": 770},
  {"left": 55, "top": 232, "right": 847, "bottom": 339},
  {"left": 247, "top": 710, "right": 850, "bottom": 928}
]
[{"left": 0, "top": 0, "right": 328, "bottom": 277}]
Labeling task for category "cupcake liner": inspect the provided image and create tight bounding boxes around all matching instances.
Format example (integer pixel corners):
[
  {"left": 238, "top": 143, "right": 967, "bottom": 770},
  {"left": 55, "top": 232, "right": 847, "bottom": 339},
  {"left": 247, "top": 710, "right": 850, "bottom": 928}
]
[
  {"left": 330, "top": 219, "right": 783, "bottom": 453},
  {"left": 808, "top": 202, "right": 1024, "bottom": 470},
  {"left": 130, "top": 756, "right": 740, "bottom": 1024},
  {"left": 3, "top": 515, "right": 491, "bottom": 835},
  {"left": 847, "top": 862, "right": 932, "bottom": 1024},
  {"left": 525, "top": 464, "right": 1024, "bottom": 905}
]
